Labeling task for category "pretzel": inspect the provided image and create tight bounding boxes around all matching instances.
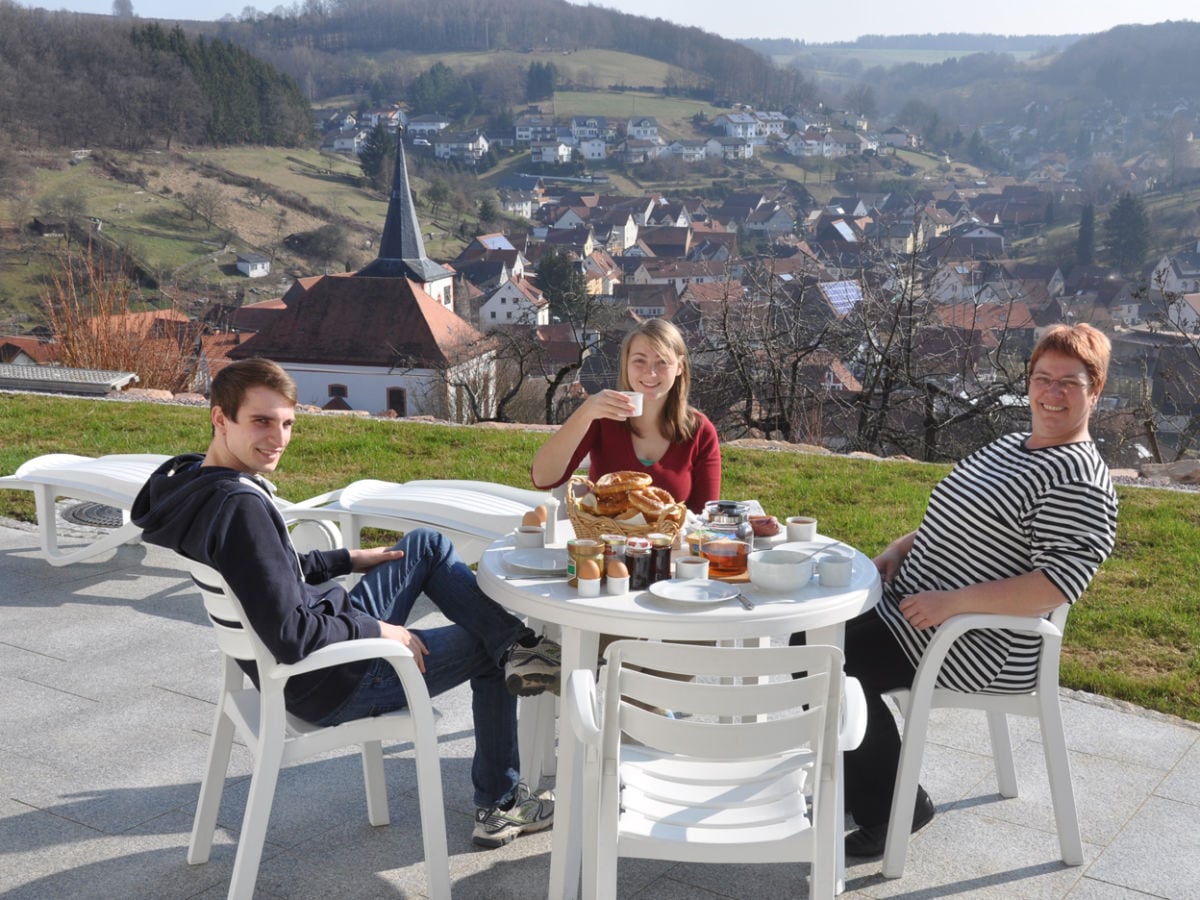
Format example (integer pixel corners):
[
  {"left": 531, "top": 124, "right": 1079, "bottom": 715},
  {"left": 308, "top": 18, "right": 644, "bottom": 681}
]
[
  {"left": 593, "top": 470, "right": 653, "bottom": 497},
  {"left": 628, "top": 486, "right": 675, "bottom": 518}
]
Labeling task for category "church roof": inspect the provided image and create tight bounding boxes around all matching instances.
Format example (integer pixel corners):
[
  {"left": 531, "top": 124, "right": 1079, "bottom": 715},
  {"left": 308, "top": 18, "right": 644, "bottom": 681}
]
[{"left": 356, "top": 139, "right": 453, "bottom": 283}]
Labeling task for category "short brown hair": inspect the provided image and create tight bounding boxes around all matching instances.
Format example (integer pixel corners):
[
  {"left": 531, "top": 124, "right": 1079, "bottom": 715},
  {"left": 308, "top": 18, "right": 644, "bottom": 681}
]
[
  {"left": 1029, "top": 323, "right": 1111, "bottom": 393},
  {"left": 210, "top": 358, "right": 297, "bottom": 421}
]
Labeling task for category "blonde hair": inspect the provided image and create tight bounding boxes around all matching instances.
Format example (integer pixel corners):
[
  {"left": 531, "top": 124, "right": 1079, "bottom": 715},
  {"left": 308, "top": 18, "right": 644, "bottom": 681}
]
[{"left": 617, "top": 318, "right": 697, "bottom": 443}]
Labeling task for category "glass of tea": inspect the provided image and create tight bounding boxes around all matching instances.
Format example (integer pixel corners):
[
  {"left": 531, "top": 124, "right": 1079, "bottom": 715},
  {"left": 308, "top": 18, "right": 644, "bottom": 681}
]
[{"left": 700, "top": 537, "right": 750, "bottom": 577}]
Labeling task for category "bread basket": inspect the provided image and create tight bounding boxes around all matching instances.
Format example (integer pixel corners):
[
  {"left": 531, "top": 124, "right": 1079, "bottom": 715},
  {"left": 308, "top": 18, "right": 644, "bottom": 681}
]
[{"left": 565, "top": 474, "right": 688, "bottom": 542}]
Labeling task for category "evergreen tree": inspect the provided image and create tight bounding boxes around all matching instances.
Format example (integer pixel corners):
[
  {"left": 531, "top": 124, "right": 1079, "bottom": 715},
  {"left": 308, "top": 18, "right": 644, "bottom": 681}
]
[
  {"left": 1104, "top": 192, "right": 1151, "bottom": 273},
  {"left": 358, "top": 124, "right": 394, "bottom": 189},
  {"left": 537, "top": 246, "right": 588, "bottom": 321},
  {"left": 1077, "top": 203, "right": 1095, "bottom": 266}
]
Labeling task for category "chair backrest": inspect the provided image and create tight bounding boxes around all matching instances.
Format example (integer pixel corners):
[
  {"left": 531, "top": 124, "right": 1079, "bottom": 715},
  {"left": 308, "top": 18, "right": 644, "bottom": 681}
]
[
  {"left": 601, "top": 640, "right": 843, "bottom": 802},
  {"left": 186, "top": 561, "right": 272, "bottom": 668}
]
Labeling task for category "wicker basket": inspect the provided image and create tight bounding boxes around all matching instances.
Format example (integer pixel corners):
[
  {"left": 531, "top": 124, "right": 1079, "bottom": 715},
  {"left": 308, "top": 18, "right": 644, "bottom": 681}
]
[{"left": 565, "top": 474, "right": 688, "bottom": 543}]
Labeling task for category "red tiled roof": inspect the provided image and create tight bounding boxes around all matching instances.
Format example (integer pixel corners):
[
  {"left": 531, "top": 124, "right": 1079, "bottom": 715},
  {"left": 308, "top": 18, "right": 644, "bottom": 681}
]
[{"left": 230, "top": 274, "right": 488, "bottom": 368}]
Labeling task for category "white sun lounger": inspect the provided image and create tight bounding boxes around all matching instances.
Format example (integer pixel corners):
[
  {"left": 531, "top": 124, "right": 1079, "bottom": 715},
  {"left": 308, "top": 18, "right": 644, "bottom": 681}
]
[
  {"left": 0, "top": 453, "right": 334, "bottom": 567},
  {"left": 0, "top": 453, "right": 171, "bottom": 566},
  {"left": 286, "top": 478, "right": 560, "bottom": 564}
]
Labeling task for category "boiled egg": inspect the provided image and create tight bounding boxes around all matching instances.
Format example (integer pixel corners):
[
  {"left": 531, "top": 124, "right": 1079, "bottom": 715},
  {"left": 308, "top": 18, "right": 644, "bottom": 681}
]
[
  {"left": 521, "top": 510, "right": 541, "bottom": 527},
  {"left": 607, "top": 559, "right": 629, "bottom": 579},
  {"left": 533, "top": 504, "right": 548, "bottom": 525},
  {"left": 578, "top": 559, "right": 602, "bottom": 581}
]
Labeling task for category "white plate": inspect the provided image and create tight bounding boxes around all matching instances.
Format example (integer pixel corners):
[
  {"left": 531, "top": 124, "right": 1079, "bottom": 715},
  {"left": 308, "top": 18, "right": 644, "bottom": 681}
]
[
  {"left": 648, "top": 578, "right": 740, "bottom": 605},
  {"left": 504, "top": 548, "right": 568, "bottom": 574}
]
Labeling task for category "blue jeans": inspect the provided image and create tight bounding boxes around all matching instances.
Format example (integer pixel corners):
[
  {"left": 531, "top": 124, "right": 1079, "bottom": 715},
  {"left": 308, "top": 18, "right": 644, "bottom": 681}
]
[{"left": 314, "top": 528, "right": 532, "bottom": 809}]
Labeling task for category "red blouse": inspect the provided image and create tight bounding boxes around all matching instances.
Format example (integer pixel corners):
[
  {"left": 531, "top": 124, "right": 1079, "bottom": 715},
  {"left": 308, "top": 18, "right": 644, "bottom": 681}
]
[{"left": 533, "top": 412, "right": 722, "bottom": 513}]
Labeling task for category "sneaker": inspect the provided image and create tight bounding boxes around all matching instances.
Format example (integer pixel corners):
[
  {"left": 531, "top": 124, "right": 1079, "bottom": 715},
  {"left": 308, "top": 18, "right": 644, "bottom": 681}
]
[
  {"left": 505, "top": 635, "right": 561, "bottom": 697},
  {"left": 472, "top": 783, "right": 555, "bottom": 848}
]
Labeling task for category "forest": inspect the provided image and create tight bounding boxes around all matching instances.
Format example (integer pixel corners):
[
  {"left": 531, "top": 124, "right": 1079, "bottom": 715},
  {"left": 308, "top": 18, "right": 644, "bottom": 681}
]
[{"left": 0, "top": 4, "right": 311, "bottom": 151}]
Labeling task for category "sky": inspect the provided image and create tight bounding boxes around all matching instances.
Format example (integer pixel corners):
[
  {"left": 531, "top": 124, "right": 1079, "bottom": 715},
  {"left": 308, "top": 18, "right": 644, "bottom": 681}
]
[{"left": 18, "top": 0, "right": 1200, "bottom": 43}]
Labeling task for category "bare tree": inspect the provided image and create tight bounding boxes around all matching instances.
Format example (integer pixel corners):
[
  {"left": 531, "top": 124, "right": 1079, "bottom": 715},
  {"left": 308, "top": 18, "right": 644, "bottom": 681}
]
[
  {"left": 41, "top": 244, "right": 195, "bottom": 392},
  {"left": 187, "top": 183, "right": 228, "bottom": 229}
]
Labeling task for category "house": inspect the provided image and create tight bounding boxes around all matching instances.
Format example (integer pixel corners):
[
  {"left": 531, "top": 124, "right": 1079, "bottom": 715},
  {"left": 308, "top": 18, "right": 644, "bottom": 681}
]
[
  {"left": 433, "top": 130, "right": 489, "bottom": 163},
  {"left": 704, "top": 137, "right": 754, "bottom": 160},
  {"left": 713, "top": 112, "right": 758, "bottom": 139},
  {"left": 235, "top": 252, "right": 270, "bottom": 278},
  {"left": 881, "top": 126, "right": 919, "bottom": 149},
  {"left": 0, "top": 335, "right": 58, "bottom": 365},
  {"left": 530, "top": 141, "right": 573, "bottom": 165},
  {"left": 611, "top": 282, "right": 680, "bottom": 319},
  {"left": 754, "top": 111, "right": 790, "bottom": 137},
  {"left": 1152, "top": 242, "right": 1200, "bottom": 294},
  {"left": 667, "top": 140, "right": 708, "bottom": 164},
  {"left": 478, "top": 275, "right": 549, "bottom": 329},
  {"left": 578, "top": 138, "right": 607, "bottom": 161},
  {"left": 498, "top": 189, "right": 536, "bottom": 220},
  {"left": 625, "top": 117, "right": 659, "bottom": 142},
  {"left": 570, "top": 116, "right": 609, "bottom": 141},
  {"left": 514, "top": 114, "right": 559, "bottom": 143},
  {"left": 406, "top": 113, "right": 452, "bottom": 139},
  {"left": 332, "top": 129, "right": 367, "bottom": 154},
  {"left": 618, "top": 139, "right": 665, "bottom": 165}
]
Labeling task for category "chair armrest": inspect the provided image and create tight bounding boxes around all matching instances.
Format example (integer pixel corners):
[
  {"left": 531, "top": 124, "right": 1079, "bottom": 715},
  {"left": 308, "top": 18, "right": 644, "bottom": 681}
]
[
  {"left": 840, "top": 676, "right": 868, "bottom": 751},
  {"left": 563, "top": 668, "right": 601, "bottom": 750},
  {"left": 265, "top": 637, "right": 415, "bottom": 681},
  {"left": 910, "top": 608, "right": 1066, "bottom": 695}
]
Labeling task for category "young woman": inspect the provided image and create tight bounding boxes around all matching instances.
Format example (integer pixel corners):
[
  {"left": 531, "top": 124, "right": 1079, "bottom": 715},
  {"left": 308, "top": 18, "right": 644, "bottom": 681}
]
[{"left": 530, "top": 318, "right": 720, "bottom": 512}]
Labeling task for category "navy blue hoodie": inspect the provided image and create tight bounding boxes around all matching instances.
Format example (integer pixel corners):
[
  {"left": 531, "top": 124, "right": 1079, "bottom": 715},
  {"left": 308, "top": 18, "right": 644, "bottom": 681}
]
[{"left": 132, "top": 453, "right": 381, "bottom": 722}]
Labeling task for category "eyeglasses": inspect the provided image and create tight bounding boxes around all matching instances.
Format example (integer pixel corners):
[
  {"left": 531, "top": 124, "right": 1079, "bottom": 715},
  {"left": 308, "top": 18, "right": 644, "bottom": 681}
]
[{"left": 1029, "top": 374, "right": 1091, "bottom": 393}]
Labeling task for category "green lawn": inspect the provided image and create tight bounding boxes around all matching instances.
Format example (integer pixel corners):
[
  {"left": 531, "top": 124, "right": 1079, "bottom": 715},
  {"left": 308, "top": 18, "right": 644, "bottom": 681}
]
[{"left": 1, "top": 393, "right": 1197, "bottom": 723}]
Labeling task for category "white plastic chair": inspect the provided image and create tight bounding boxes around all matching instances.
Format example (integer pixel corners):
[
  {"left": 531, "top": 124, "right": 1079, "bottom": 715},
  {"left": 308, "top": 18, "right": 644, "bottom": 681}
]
[
  {"left": 182, "top": 559, "right": 451, "bottom": 900},
  {"left": 564, "top": 640, "right": 865, "bottom": 900},
  {"left": 881, "top": 604, "right": 1083, "bottom": 878}
]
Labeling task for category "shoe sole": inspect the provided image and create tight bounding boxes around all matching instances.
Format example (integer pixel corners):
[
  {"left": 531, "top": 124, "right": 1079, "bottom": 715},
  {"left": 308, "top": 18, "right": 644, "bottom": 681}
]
[
  {"left": 472, "top": 816, "right": 554, "bottom": 848},
  {"left": 506, "top": 672, "right": 559, "bottom": 697}
]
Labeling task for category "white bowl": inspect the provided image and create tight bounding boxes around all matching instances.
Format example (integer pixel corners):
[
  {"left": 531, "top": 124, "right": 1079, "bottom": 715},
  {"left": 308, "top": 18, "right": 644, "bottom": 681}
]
[{"left": 747, "top": 548, "right": 815, "bottom": 593}]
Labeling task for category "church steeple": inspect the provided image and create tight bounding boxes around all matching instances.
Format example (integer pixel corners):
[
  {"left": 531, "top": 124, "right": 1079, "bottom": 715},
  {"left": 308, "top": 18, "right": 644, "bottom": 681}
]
[{"left": 357, "top": 136, "right": 451, "bottom": 284}]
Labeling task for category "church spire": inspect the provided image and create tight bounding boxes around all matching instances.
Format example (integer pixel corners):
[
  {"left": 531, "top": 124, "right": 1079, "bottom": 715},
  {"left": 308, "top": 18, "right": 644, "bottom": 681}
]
[{"left": 357, "top": 135, "right": 450, "bottom": 282}]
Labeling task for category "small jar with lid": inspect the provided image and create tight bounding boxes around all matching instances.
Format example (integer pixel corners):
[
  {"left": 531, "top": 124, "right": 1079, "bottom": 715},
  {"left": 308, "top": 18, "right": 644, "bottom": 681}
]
[
  {"left": 624, "top": 536, "right": 653, "bottom": 590},
  {"left": 647, "top": 532, "right": 673, "bottom": 584},
  {"left": 566, "top": 538, "right": 604, "bottom": 587}
]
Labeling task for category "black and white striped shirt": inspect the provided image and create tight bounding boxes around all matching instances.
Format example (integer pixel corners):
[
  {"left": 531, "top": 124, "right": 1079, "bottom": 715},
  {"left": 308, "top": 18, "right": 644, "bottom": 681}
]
[{"left": 877, "top": 432, "right": 1118, "bottom": 693}]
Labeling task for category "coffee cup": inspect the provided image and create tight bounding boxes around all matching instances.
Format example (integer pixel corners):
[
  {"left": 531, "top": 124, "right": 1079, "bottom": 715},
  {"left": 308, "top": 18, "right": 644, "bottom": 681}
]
[
  {"left": 619, "top": 391, "right": 644, "bottom": 416},
  {"left": 817, "top": 551, "right": 852, "bottom": 587},
  {"left": 674, "top": 556, "right": 710, "bottom": 581},
  {"left": 514, "top": 524, "right": 545, "bottom": 548},
  {"left": 786, "top": 516, "right": 818, "bottom": 542}
]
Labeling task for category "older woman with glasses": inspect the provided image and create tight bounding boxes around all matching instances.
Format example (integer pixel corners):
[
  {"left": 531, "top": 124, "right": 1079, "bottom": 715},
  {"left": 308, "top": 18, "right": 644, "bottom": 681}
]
[{"left": 798, "top": 323, "right": 1119, "bottom": 859}]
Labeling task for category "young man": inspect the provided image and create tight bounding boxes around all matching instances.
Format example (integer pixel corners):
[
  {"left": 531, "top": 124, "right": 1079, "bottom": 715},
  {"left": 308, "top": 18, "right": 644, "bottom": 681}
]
[{"left": 132, "top": 357, "right": 560, "bottom": 848}]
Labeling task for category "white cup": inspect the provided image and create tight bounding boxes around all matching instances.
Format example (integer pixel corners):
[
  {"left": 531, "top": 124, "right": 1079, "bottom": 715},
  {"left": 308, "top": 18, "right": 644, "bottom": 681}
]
[
  {"left": 818, "top": 552, "right": 852, "bottom": 587},
  {"left": 578, "top": 576, "right": 601, "bottom": 597},
  {"left": 619, "top": 391, "right": 644, "bottom": 416},
  {"left": 514, "top": 525, "right": 545, "bottom": 548},
  {"left": 786, "top": 516, "right": 817, "bottom": 542},
  {"left": 674, "top": 556, "right": 710, "bottom": 580}
]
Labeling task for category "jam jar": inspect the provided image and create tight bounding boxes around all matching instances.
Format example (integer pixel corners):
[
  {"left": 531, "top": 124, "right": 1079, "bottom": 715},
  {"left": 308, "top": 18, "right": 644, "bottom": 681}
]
[{"left": 625, "top": 536, "right": 653, "bottom": 590}]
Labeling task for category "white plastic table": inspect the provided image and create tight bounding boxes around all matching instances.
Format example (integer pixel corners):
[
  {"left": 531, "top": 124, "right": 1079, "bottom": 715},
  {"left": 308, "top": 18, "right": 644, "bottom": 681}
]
[{"left": 477, "top": 526, "right": 881, "bottom": 899}]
